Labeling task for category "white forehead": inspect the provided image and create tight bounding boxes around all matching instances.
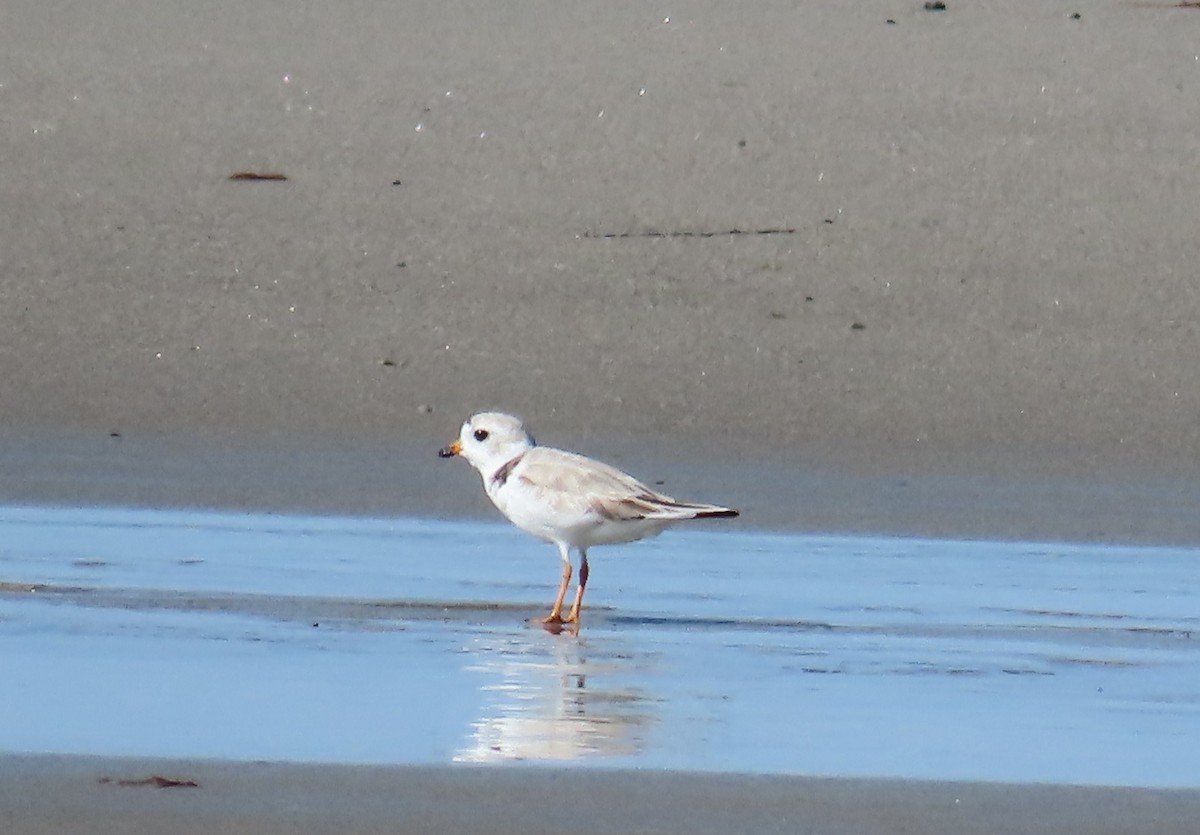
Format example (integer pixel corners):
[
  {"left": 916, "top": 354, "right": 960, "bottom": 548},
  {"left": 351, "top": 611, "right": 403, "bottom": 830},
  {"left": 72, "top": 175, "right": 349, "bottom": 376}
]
[{"left": 466, "top": 411, "right": 523, "bottom": 432}]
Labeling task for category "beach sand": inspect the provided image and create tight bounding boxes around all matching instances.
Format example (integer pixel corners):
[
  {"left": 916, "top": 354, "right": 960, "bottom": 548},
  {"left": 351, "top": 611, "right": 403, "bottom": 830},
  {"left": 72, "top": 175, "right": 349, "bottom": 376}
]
[
  {"left": 2, "top": 0, "right": 1199, "bottom": 830},
  {"left": 4, "top": 754, "right": 1200, "bottom": 835},
  {"left": 4, "top": 0, "right": 1200, "bottom": 483}
]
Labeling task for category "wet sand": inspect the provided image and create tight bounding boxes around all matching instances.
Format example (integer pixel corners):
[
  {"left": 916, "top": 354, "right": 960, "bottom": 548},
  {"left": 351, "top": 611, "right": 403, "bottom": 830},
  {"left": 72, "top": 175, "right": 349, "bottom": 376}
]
[
  {"left": 5, "top": 754, "right": 1200, "bottom": 835},
  {"left": 6, "top": 508, "right": 1196, "bottom": 783},
  {"left": 3, "top": 426, "right": 1200, "bottom": 545},
  {"left": 4, "top": 0, "right": 1200, "bottom": 831},
  {"left": 4, "top": 508, "right": 1200, "bottom": 830}
]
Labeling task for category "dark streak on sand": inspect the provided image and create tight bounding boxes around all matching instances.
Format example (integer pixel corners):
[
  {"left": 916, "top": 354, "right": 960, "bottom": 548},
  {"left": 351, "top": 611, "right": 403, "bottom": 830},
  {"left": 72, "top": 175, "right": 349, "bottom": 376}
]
[
  {"left": 98, "top": 776, "right": 200, "bottom": 789},
  {"left": 582, "top": 228, "right": 797, "bottom": 239},
  {"left": 227, "top": 171, "right": 288, "bottom": 181}
]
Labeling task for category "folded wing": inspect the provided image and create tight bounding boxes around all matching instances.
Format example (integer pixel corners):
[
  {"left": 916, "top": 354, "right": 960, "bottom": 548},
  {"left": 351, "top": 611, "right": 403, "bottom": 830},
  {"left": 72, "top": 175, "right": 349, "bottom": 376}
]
[{"left": 516, "top": 448, "right": 739, "bottom": 523}]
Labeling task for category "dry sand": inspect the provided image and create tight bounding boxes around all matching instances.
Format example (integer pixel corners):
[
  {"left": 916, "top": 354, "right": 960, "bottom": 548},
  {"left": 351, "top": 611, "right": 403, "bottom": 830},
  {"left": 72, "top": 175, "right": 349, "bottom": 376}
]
[
  {"left": 4, "top": 0, "right": 1199, "bottom": 478},
  {"left": 3, "top": 0, "right": 1200, "bottom": 542},
  {"left": 2, "top": 0, "right": 1199, "bottom": 830}
]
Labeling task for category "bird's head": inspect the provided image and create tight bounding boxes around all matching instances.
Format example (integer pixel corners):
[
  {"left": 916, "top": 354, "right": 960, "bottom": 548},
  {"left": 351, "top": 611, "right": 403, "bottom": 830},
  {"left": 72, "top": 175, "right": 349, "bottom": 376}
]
[{"left": 439, "top": 412, "right": 535, "bottom": 474}]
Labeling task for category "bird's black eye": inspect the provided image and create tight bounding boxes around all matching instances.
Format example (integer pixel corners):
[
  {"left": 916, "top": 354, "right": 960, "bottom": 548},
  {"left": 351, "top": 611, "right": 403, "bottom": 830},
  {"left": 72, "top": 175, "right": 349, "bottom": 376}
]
[{"left": 473, "top": 429, "right": 489, "bottom": 442}]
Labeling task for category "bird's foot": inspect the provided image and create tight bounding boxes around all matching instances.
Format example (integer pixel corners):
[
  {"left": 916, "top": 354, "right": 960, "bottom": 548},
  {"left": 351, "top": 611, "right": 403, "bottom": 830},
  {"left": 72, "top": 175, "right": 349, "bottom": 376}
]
[{"left": 532, "top": 612, "right": 579, "bottom": 635}]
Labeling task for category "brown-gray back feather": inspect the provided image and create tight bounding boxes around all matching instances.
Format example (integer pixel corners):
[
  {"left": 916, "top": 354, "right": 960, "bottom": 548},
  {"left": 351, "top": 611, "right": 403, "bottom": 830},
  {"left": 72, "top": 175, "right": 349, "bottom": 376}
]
[{"left": 517, "top": 447, "right": 738, "bottom": 522}]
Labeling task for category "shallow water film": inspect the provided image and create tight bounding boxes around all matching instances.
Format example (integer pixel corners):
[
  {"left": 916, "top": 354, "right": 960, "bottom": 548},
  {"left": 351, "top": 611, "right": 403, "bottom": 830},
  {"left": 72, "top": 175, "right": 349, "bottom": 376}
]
[{"left": 1, "top": 506, "right": 1197, "bottom": 787}]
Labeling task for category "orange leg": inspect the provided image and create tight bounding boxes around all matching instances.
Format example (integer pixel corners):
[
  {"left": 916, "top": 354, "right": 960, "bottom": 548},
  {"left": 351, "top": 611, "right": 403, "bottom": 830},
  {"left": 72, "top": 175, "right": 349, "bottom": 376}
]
[
  {"left": 563, "top": 551, "right": 589, "bottom": 623},
  {"left": 538, "top": 551, "right": 572, "bottom": 624}
]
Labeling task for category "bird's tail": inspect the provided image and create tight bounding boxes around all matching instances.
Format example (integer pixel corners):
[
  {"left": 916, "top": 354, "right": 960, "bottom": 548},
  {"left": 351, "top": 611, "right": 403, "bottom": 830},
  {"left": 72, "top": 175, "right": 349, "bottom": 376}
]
[
  {"left": 692, "top": 506, "right": 739, "bottom": 519},
  {"left": 649, "top": 499, "right": 739, "bottom": 520}
]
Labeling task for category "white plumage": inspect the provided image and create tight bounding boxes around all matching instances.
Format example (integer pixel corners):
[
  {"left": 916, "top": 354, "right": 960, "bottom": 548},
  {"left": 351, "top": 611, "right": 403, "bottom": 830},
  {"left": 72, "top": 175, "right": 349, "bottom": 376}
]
[{"left": 440, "top": 412, "right": 738, "bottom": 624}]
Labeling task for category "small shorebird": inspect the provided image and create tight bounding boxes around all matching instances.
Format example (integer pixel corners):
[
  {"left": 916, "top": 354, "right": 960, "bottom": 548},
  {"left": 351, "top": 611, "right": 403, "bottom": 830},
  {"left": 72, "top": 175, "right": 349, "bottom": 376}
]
[{"left": 439, "top": 412, "right": 739, "bottom": 625}]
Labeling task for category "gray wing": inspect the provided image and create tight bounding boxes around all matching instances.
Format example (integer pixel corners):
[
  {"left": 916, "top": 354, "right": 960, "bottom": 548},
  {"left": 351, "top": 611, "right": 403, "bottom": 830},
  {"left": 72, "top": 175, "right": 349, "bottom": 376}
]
[{"left": 516, "top": 447, "right": 738, "bottom": 522}]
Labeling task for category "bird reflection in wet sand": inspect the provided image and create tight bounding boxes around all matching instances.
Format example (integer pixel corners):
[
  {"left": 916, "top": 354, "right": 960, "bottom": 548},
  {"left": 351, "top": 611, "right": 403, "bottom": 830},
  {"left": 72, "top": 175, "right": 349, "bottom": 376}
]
[
  {"left": 455, "top": 632, "right": 653, "bottom": 763},
  {"left": 439, "top": 412, "right": 738, "bottom": 626}
]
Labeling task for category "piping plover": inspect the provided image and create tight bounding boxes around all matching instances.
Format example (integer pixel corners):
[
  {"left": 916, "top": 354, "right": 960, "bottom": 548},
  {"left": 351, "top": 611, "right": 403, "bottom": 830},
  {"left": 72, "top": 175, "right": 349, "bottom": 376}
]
[{"left": 439, "top": 412, "right": 739, "bottom": 624}]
